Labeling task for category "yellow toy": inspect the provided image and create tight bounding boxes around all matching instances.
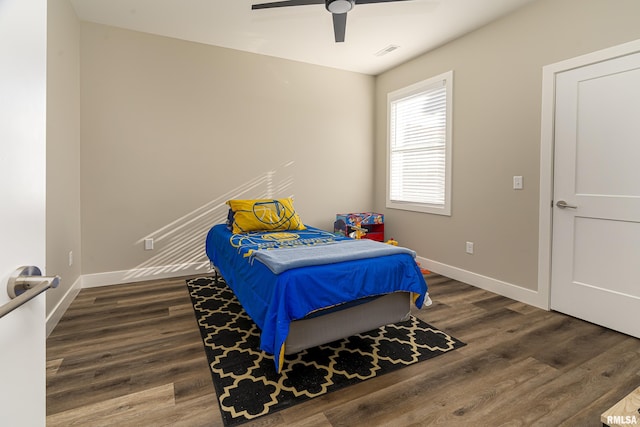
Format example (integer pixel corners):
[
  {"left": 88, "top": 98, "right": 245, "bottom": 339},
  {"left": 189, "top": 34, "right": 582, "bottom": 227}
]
[{"left": 386, "top": 238, "right": 430, "bottom": 274}]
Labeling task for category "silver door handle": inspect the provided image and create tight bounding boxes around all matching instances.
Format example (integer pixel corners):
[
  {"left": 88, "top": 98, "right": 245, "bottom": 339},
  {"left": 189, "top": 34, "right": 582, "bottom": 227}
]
[
  {"left": 0, "top": 266, "right": 60, "bottom": 319},
  {"left": 556, "top": 200, "right": 577, "bottom": 209}
]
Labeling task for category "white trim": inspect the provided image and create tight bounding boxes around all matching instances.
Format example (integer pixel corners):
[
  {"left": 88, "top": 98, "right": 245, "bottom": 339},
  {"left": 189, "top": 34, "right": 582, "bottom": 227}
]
[
  {"left": 537, "top": 38, "right": 640, "bottom": 311},
  {"left": 46, "top": 275, "right": 82, "bottom": 337},
  {"left": 417, "top": 256, "right": 547, "bottom": 309},
  {"left": 81, "top": 261, "right": 211, "bottom": 288},
  {"left": 46, "top": 262, "right": 213, "bottom": 335}
]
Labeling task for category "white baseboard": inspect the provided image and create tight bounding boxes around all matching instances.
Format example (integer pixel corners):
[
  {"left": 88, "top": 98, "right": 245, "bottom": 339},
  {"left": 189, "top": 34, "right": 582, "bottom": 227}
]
[
  {"left": 46, "top": 275, "right": 82, "bottom": 337},
  {"left": 48, "top": 258, "right": 547, "bottom": 336},
  {"left": 46, "top": 262, "right": 213, "bottom": 336},
  {"left": 416, "top": 256, "right": 548, "bottom": 310},
  {"left": 81, "top": 261, "right": 212, "bottom": 288}
]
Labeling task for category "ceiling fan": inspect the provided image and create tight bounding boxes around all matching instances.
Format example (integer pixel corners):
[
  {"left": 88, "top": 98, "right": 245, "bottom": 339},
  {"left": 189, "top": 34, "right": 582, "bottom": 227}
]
[{"left": 251, "top": 0, "right": 413, "bottom": 43}]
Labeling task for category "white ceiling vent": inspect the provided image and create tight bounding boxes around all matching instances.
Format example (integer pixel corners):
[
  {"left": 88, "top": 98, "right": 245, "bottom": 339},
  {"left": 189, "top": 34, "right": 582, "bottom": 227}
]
[{"left": 375, "top": 45, "right": 400, "bottom": 57}]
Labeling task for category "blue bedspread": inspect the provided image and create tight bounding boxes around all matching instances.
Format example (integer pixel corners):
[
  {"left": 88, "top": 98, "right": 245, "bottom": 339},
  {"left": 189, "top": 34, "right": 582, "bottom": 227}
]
[{"left": 205, "top": 224, "right": 428, "bottom": 372}]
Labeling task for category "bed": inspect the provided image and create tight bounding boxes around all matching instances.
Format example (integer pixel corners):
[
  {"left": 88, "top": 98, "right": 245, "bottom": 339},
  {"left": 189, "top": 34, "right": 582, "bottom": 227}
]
[{"left": 205, "top": 198, "right": 429, "bottom": 372}]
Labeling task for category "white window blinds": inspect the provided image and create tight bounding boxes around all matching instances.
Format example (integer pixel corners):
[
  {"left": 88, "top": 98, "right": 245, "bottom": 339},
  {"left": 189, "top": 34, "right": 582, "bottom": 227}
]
[{"left": 387, "top": 71, "right": 452, "bottom": 215}]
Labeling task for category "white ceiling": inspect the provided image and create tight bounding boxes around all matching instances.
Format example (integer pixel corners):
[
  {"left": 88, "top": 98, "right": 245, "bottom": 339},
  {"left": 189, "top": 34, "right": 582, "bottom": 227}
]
[{"left": 69, "top": 0, "right": 536, "bottom": 75}]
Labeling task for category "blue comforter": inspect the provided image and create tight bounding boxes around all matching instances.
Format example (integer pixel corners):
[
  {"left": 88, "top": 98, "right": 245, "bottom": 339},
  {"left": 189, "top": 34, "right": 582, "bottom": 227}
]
[{"left": 205, "top": 224, "right": 428, "bottom": 372}]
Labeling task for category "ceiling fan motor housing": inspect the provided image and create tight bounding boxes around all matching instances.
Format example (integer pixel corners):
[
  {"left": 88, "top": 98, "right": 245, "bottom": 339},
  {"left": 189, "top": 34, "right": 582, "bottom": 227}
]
[
  {"left": 252, "top": 0, "right": 410, "bottom": 42},
  {"left": 326, "top": 0, "right": 355, "bottom": 14}
]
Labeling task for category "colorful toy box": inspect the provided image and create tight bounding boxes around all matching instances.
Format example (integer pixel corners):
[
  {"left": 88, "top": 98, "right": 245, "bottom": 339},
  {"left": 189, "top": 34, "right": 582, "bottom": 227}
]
[{"left": 334, "top": 212, "right": 384, "bottom": 241}]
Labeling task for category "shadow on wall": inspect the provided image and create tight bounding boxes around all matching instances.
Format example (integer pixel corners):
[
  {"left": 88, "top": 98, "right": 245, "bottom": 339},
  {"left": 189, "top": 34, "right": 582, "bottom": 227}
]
[{"left": 124, "top": 161, "right": 295, "bottom": 280}]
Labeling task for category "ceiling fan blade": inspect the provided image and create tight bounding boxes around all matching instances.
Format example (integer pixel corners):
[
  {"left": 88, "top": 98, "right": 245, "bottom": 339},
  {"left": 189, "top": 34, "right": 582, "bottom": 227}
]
[
  {"left": 252, "top": 0, "right": 324, "bottom": 10},
  {"left": 355, "top": 0, "right": 413, "bottom": 4},
  {"left": 332, "top": 13, "right": 347, "bottom": 43}
]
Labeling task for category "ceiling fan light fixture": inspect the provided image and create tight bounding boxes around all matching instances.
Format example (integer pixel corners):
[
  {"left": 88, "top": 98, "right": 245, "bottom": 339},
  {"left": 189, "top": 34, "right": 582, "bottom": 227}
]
[{"left": 326, "top": 0, "right": 355, "bottom": 14}]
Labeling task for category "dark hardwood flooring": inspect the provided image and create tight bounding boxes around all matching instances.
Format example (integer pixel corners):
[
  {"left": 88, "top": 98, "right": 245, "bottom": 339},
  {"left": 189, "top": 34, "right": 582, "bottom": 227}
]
[{"left": 46, "top": 274, "right": 640, "bottom": 426}]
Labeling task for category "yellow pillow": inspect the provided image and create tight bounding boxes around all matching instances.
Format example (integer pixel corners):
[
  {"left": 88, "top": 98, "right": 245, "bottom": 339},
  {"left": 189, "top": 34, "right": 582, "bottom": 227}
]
[{"left": 227, "top": 198, "right": 306, "bottom": 234}]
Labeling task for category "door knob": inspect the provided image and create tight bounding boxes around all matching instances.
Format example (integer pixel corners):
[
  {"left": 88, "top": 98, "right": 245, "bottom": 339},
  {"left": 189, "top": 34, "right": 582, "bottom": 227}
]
[
  {"left": 7, "top": 266, "right": 60, "bottom": 298},
  {"left": 1, "top": 266, "right": 60, "bottom": 319},
  {"left": 556, "top": 200, "right": 577, "bottom": 209}
]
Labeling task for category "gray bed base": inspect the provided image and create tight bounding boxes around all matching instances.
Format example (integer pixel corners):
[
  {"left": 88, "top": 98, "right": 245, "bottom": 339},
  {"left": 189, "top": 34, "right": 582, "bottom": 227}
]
[
  {"left": 285, "top": 291, "right": 411, "bottom": 354},
  {"left": 210, "top": 265, "right": 411, "bottom": 355}
]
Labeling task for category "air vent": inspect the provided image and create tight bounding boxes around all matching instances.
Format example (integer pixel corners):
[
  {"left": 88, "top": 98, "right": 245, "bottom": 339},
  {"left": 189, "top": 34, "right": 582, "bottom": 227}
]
[{"left": 375, "top": 45, "right": 400, "bottom": 57}]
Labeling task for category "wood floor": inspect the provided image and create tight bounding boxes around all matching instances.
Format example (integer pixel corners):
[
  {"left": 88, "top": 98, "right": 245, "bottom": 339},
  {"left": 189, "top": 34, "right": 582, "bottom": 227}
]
[{"left": 46, "top": 274, "right": 640, "bottom": 426}]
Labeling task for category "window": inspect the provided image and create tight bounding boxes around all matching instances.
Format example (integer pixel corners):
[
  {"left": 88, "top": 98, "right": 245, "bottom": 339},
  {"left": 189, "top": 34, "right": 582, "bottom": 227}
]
[{"left": 387, "top": 71, "right": 452, "bottom": 215}]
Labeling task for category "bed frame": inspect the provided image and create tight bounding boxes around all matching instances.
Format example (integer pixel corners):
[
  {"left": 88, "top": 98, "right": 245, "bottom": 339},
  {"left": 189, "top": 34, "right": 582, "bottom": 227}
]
[
  {"left": 211, "top": 266, "right": 412, "bottom": 355},
  {"left": 285, "top": 292, "right": 411, "bottom": 354}
]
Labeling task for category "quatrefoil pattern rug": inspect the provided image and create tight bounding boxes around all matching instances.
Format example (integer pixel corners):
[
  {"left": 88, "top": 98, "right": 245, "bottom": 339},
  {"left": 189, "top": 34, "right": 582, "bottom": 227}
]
[{"left": 187, "top": 276, "right": 465, "bottom": 426}]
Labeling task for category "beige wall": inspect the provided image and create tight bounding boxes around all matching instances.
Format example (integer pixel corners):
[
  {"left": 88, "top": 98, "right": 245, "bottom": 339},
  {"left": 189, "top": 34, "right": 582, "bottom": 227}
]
[
  {"left": 52, "top": 0, "right": 640, "bottom": 307},
  {"left": 374, "top": 0, "right": 640, "bottom": 291},
  {"left": 46, "top": 0, "right": 81, "bottom": 314},
  {"left": 80, "top": 23, "right": 375, "bottom": 276}
]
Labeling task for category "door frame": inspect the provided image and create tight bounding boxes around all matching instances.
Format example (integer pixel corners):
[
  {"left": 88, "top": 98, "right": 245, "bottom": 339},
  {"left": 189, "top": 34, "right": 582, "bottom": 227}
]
[{"left": 537, "top": 38, "right": 640, "bottom": 311}]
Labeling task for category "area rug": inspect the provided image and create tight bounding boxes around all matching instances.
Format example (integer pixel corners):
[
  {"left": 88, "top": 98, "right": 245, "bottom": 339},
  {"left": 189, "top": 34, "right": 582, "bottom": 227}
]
[{"left": 187, "top": 276, "right": 465, "bottom": 426}]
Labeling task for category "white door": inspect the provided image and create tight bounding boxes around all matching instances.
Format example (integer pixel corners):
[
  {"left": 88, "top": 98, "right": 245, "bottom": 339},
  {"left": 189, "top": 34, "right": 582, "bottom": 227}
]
[
  {"left": 0, "top": 1, "right": 48, "bottom": 425},
  {"left": 551, "top": 51, "right": 640, "bottom": 338}
]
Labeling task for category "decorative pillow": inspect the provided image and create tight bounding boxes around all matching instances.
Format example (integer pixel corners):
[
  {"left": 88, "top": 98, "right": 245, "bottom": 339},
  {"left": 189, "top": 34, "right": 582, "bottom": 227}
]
[
  {"left": 225, "top": 208, "right": 235, "bottom": 231},
  {"left": 227, "top": 198, "right": 306, "bottom": 234}
]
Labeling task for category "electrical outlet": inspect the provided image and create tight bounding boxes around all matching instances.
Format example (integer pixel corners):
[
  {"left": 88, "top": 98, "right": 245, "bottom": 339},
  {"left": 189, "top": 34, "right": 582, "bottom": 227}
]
[
  {"left": 68, "top": 251, "right": 73, "bottom": 266},
  {"left": 466, "top": 241, "right": 474, "bottom": 254},
  {"left": 513, "top": 175, "right": 523, "bottom": 190},
  {"left": 144, "top": 238, "right": 154, "bottom": 250}
]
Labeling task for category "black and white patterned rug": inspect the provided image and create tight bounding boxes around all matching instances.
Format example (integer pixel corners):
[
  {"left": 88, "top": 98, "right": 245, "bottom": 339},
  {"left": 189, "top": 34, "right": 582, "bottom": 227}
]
[{"left": 187, "top": 276, "right": 465, "bottom": 426}]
